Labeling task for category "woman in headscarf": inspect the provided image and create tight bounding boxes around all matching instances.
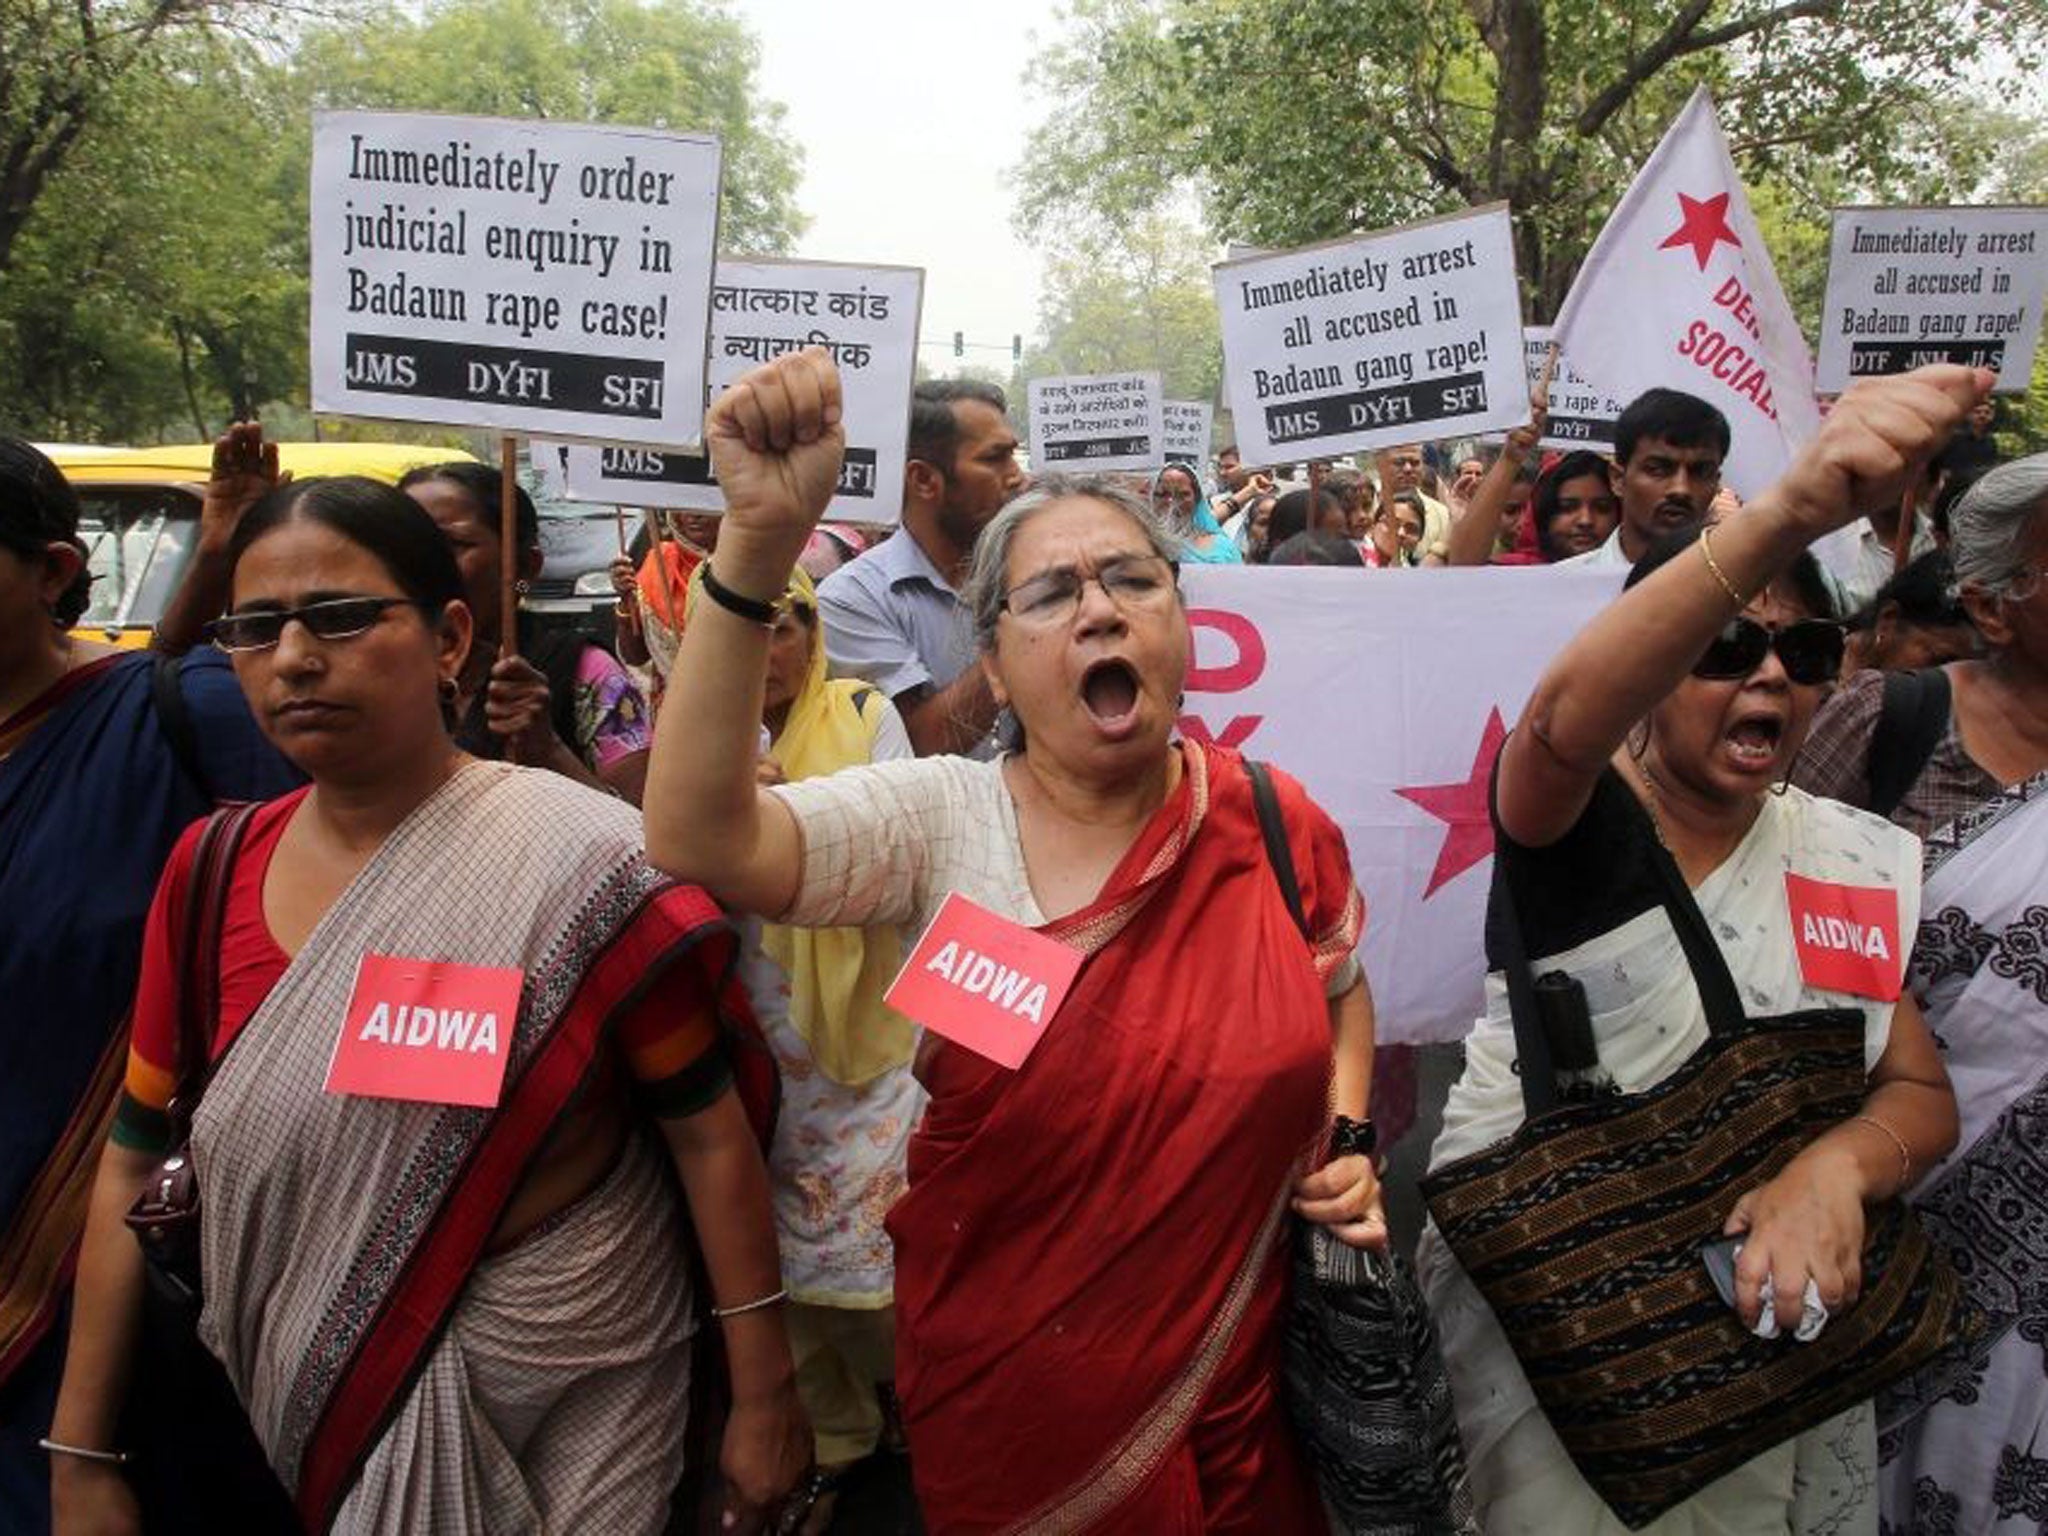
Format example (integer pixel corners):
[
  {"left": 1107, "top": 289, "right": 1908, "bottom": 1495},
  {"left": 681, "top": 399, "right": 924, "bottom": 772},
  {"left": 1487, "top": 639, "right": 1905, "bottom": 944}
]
[
  {"left": 690, "top": 564, "right": 921, "bottom": 1531},
  {"left": 1150, "top": 463, "right": 1242, "bottom": 565}
]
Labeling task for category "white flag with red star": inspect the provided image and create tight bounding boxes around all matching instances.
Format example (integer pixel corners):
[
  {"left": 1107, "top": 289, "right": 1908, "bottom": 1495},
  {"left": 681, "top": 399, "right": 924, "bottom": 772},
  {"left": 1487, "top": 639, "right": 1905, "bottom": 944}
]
[
  {"left": 1178, "top": 564, "right": 1619, "bottom": 1044},
  {"left": 1552, "top": 87, "right": 1821, "bottom": 500}
]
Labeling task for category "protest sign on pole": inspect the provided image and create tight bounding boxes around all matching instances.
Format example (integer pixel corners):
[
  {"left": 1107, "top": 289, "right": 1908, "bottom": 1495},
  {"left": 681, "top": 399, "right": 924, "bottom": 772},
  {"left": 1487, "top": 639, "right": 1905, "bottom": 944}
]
[
  {"left": 1521, "top": 326, "right": 1624, "bottom": 453},
  {"left": 310, "top": 110, "right": 722, "bottom": 445},
  {"left": 562, "top": 258, "right": 923, "bottom": 522},
  {"left": 1551, "top": 88, "right": 1819, "bottom": 500},
  {"left": 1178, "top": 563, "right": 1618, "bottom": 1043},
  {"left": 1213, "top": 204, "right": 1528, "bottom": 466},
  {"left": 1026, "top": 372, "right": 1165, "bottom": 474},
  {"left": 1813, "top": 206, "right": 2048, "bottom": 394},
  {"left": 1162, "top": 400, "right": 1214, "bottom": 468}
]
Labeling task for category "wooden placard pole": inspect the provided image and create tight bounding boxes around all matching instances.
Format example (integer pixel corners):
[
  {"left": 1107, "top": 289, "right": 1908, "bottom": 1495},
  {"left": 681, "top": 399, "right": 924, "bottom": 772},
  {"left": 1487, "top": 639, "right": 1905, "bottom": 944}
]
[{"left": 498, "top": 434, "right": 520, "bottom": 763}]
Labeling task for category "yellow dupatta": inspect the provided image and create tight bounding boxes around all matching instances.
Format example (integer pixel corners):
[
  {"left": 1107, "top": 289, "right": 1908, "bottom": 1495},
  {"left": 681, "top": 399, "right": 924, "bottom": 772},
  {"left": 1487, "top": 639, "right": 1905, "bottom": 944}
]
[{"left": 686, "top": 566, "right": 916, "bottom": 1084}]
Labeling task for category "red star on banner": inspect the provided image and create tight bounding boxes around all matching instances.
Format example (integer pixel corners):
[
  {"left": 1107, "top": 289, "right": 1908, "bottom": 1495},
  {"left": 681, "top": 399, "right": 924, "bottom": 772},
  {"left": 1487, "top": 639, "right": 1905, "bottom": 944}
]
[
  {"left": 1658, "top": 191, "right": 1742, "bottom": 271},
  {"left": 1396, "top": 707, "right": 1509, "bottom": 899}
]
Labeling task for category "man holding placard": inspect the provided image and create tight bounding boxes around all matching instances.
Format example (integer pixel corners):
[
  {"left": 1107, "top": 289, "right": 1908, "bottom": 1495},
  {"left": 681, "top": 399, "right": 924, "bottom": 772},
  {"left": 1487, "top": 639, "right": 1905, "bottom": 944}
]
[{"left": 817, "top": 380, "right": 1023, "bottom": 757}]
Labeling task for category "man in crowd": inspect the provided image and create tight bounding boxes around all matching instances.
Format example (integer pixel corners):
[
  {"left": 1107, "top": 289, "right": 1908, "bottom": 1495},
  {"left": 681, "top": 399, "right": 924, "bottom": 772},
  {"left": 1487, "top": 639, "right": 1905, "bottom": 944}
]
[
  {"left": 1564, "top": 388, "right": 1729, "bottom": 567},
  {"left": 817, "top": 378, "right": 1024, "bottom": 756},
  {"left": 1375, "top": 444, "right": 1451, "bottom": 562}
]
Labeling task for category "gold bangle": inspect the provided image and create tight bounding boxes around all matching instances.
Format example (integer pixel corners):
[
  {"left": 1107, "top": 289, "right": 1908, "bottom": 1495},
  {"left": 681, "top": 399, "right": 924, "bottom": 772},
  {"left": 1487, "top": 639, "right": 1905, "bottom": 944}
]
[
  {"left": 1848, "top": 1113, "right": 1913, "bottom": 1194},
  {"left": 709, "top": 1287, "right": 787, "bottom": 1320},
  {"left": 1697, "top": 525, "right": 1752, "bottom": 609}
]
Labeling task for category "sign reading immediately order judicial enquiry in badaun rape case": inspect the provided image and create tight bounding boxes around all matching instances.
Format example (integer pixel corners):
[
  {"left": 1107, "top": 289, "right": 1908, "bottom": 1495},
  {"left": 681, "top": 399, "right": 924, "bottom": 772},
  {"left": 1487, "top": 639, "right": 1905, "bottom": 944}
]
[
  {"left": 310, "top": 110, "right": 721, "bottom": 445},
  {"left": 1027, "top": 372, "right": 1165, "bottom": 475},
  {"left": 1814, "top": 205, "right": 2048, "bottom": 394},
  {"left": 1215, "top": 204, "right": 1528, "bottom": 464},
  {"left": 558, "top": 258, "right": 923, "bottom": 524}
]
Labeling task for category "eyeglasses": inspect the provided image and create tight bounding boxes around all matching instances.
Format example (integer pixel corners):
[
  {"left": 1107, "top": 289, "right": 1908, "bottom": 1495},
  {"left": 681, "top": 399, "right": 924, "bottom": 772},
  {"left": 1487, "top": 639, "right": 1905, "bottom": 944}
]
[
  {"left": 2004, "top": 562, "right": 2048, "bottom": 603},
  {"left": 1692, "top": 617, "right": 1844, "bottom": 686},
  {"left": 1000, "top": 555, "right": 1178, "bottom": 627},
  {"left": 208, "top": 596, "right": 425, "bottom": 652}
]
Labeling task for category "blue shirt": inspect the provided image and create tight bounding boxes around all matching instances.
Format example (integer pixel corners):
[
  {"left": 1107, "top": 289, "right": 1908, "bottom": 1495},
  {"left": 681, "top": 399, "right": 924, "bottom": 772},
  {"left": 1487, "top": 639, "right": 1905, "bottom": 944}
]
[{"left": 816, "top": 528, "right": 980, "bottom": 704}]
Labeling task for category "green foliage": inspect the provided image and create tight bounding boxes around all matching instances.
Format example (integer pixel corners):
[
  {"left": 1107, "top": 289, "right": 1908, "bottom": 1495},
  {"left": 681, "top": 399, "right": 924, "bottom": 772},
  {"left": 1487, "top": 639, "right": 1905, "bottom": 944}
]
[
  {"left": 1018, "top": 209, "right": 1224, "bottom": 432},
  {"left": 1018, "top": 0, "right": 2046, "bottom": 313}
]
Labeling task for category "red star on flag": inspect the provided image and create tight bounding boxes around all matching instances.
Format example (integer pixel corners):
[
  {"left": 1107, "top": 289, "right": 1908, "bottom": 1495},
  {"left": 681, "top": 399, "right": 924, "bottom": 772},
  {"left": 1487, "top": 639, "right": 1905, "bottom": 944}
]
[
  {"left": 1396, "top": 707, "right": 1509, "bottom": 898},
  {"left": 1658, "top": 191, "right": 1742, "bottom": 271}
]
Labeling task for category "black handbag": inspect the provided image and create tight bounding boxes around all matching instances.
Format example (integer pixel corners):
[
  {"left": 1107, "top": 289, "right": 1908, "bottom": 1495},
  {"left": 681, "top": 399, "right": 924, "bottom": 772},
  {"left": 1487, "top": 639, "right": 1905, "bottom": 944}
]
[
  {"left": 1419, "top": 799, "right": 1976, "bottom": 1529},
  {"left": 124, "top": 801, "right": 258, "bottom": 1311},
  {"left": 1246, "top": 761, "right": 1479, "bottom": 1535}
]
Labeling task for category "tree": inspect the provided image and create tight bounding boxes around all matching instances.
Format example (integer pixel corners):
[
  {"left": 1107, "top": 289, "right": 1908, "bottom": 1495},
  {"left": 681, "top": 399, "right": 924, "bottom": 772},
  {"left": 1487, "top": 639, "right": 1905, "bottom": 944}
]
[
  {"left": 0, "top": 0, "right": 283, "bottom": 275},
  {"left": 294, "top": 0, "right": 805, "bottom": 253},
  {"left": 1017, "top": 209, "right": 1223, "bottom": 428},
  {"left": 1018, "top": 0, "right": 2045, "bottom": 315}
]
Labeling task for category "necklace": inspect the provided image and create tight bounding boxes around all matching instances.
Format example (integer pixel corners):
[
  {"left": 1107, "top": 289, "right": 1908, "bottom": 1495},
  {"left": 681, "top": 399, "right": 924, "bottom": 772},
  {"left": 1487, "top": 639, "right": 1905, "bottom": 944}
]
[{"left": 1631, "top": 752, "right": 1670, "bottom": 848}]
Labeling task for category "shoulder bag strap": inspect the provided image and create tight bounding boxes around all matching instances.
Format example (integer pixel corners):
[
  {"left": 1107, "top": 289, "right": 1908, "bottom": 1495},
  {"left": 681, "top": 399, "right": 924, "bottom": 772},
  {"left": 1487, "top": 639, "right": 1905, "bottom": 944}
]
[
  {"left": 1245, "top": 759, "right": 1309, "bottom": 938},
  {"left": 1489, "top": 848, "right": 1558, "bottom": 1121},
  {"left": 1868, "top": 666, "right": 1952, "bottom": 818},
  {"left": 170, "top": 803, "right": 260, "bottom": 1125},
  {"left": 1642, "top": 834, "right": 1752, "bottom": 1032}
]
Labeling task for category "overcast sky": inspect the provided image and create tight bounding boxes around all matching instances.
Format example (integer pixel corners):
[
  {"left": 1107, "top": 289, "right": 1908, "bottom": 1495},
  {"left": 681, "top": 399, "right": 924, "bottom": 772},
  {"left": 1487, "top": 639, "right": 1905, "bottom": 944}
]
[{"left": 744, "top": 0, "right": 1056, "bottom": 378}]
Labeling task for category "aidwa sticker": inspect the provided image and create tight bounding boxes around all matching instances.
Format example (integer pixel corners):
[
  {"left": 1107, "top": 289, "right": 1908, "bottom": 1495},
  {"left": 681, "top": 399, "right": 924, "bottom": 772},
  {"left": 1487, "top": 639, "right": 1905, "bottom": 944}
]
[
  {"left": 1785, "top": 873, "right": 1902, "bottom": 1002},
  {"left": 324, "top": 954, "right": 522, "bottom": 1108},
  {"left": 884, "top": 892, "right": 1083, "bottom": 1069}
]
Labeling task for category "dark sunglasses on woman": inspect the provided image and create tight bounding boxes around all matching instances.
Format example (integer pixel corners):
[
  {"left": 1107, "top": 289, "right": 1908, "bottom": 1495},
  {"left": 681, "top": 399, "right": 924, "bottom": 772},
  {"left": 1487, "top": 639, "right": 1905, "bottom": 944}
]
[
  {"left": 208, "top": 596, "right": 425, "bottom": 653},
  {"left": 1692, "top": 616, "right": 1844, "bottom": 686}
]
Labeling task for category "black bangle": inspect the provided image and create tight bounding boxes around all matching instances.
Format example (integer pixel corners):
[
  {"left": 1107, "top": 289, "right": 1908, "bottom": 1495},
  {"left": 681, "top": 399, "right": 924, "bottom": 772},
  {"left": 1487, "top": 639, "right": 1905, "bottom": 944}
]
[{"left": 699, "top": 562, "right": 780, "bottom": 627}]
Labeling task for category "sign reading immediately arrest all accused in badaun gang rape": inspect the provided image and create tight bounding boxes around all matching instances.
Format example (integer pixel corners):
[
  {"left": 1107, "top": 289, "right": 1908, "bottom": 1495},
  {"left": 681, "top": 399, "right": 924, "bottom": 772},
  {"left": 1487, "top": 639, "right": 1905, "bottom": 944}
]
[
  {"left": 1214, "top": 204, "right": 1528, "bottom": 464},
  {"left": 559, "top": 258, "right": 923, "bottom": 523},
  {"left": 1027, "top": 372, "right": 1165, "bottom": 474},
  {"left": 1813, "top": 205, "right": 2048, "bottom": 393},
  {"left": 310, "top": 110, "right": 722, "bottom": 444}
]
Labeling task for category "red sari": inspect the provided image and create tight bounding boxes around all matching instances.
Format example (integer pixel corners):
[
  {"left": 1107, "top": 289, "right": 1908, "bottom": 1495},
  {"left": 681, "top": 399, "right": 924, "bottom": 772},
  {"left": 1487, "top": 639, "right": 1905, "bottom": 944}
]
[{"left": 890, "top": 743, "right": 1363, "bottom": 1533}]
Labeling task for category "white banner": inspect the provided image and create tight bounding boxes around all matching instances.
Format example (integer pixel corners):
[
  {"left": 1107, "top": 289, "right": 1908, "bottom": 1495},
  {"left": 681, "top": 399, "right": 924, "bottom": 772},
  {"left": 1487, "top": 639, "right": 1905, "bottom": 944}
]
[
  {"left": 561, "top": 258, "right": 923, "bottom": 520},
  {"left": 1163, "top": 400, "right": 1214, "bottom": 468},
  {"left": 1027, "top": 372, "right": 1164, "bottom": 473},
  {"left": 1178, "top": 564, "right": 1619, "bottom": 1043},
  {"left": 1552, "top": 88, "right": 1819, "bottom": 500},
  {"left": 1814, "top": 205, "right": 2048, "bottom": 394},
  {"left": 1214, "top": 204, "right": 1528, "bottom": 465},
  {"left": 311, "top": 110, "right": 722, "bottom": 444}
]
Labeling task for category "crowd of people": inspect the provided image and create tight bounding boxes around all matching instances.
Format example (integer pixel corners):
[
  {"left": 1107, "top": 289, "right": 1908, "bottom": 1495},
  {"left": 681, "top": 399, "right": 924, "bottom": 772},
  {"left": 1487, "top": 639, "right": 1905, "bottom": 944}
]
[{"left": 1, "top": 345, "right": 2044, "bottom": 1536}]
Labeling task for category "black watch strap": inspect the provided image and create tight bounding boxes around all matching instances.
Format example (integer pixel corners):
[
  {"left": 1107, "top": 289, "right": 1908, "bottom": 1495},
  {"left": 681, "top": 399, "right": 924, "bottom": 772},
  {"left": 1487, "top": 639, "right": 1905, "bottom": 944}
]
[{"left": 700, "top": 562, "right": 780, "bottom": 626}]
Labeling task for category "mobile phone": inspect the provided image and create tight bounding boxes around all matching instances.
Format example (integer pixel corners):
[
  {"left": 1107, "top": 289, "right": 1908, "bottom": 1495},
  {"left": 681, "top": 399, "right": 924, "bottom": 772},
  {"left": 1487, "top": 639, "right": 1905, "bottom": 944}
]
[{"left": 1700, "top": 1235, "right": 1743, "bottom": 1310}]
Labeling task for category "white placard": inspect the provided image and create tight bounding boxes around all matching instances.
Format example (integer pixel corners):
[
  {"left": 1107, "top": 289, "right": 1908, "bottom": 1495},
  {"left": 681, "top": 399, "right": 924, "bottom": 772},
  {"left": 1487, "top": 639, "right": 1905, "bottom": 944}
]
[
  {"left": 1215, "top": 204, "right": 1528, "bottom": 464},
  {"left": 311, "top": 110, "right": 722, "bottom": 444},
  {"left": 559, "top": 259, "right": 923, "bottom": 522},
  {"left": 1522, "top": 327, "right": 1624, "bottom": 453},
  {"left": 1814, "top": 205, "right": 2048, "bottom": 393},
  {"left": 1027, "top": 372, "right": 1165, "bottom": 474},
  {"left": 1162, "top": 400, "right": 1214, "bottom": 467}
]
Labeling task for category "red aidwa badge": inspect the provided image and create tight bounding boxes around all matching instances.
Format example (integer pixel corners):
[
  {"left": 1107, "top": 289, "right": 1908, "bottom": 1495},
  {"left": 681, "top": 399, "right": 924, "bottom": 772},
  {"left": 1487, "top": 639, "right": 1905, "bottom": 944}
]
[
  {"left": 1785, "top": 873, "right": 1902, "bottom": 1002},
  {"left": 884, "top": 893, "right": 1083, "bottom": 1070},
  {"left": 324, "top": 954, "right": 522, "bottom": 1108}
]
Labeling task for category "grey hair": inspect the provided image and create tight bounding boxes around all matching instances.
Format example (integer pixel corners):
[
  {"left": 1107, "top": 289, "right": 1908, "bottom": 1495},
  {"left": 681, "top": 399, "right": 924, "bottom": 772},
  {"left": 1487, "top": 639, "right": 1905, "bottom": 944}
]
[
  {"left": 1950, "top": 452, "right": 2048, "bottom": 595},
  {"left": 962, "top": 473, "right": 1184, "bottom": 651}
]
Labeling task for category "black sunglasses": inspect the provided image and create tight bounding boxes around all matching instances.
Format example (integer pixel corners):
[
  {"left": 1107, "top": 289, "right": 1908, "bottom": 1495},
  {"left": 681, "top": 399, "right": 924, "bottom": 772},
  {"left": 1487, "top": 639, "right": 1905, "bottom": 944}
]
[
  {"left": 208, "top": 596, "right": 425, "bottom": 653},
  {"left": 1693, "top": 617, "right": 1844, "bottom": 686}
]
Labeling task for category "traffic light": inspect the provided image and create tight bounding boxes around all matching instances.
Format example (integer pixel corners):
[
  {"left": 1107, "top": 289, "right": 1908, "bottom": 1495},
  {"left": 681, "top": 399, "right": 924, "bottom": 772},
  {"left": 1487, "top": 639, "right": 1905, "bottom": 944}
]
[
  {"left": 953, "top": 330, "right": 964, "bottom": 358},
  {"left": 1012, "top": 334, "right": 1022, "bottom": 362}
]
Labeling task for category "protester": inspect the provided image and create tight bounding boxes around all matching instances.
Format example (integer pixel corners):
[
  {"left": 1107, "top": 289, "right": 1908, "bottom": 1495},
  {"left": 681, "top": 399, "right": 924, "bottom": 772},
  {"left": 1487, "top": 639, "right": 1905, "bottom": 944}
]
[
  {"left": 1150, "top": 462, "right": 1242, "bottom": 564},
  {"left": 1232, "top": 490, "right": 1280, "bottom": 562},
  {"left": 1213, "top": 442, "right": 1246, "bottom": 501},
  {"left": 1324, "top": 467, "right": 1369, "bottom": 539},
  {"left": 627, "top": 509, "right": 722, "bottom": 682},
  {"left": 1837, "top": 469, "right": 1940, "bottom": 614},
  {"left": 1375, "top": 444, "right": 1451, "bottom": 562},
  {"left": 1933, "top": 396, "right": 2001, "bottom": 482},
  {"left": 1269, "top": 529, "right": 1366, "bottom": 567},
  {"left": 1833, "top": 550, "right": 1977, "bottom": 676},
  {"left": 816, "top": 378, "right": 1023, "bottom": 757},
  {"left": 1564, "top": 388, "right": 1729, "bottom": 567},
  {"left": 1418, "top": 367, "right": 1982, "bottom": 1532},
  {"left": 0, "top": 438, "right": 296, "bottom": 1532},
  {"left": 1361, "top": 493, "right": 1424, "bottom": 569},
  {"left": 645, "top": 349, "right": 1382, "bottom": 1533},
  {"left": 1787, "top": 453, "right": 2048, "bottom": 1535},
  {"left": 690, "top": 564, "right": 921, "bottom": 1532},
  {"left": 50, "top": 477, "right": 809, "bottom": 1535},
  {"left": 1255, "top": 486, "right": 1346, "bottom": 565},
  {"left": 400, "top": 462, "right": 653, "bottom": 804},
  {"left": 1529, "top": 450, "right": 1623, "bottom": 562}
]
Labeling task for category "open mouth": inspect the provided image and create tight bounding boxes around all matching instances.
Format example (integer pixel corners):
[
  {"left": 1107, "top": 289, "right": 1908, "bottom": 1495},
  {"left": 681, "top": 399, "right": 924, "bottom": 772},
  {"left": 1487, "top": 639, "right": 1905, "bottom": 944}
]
[
  {"left": 1080, "top": 658, "right": 1141, "bottom": 728},
  {"left": 1724, "top": 713, "right": 1783, "bottom": 769}
]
